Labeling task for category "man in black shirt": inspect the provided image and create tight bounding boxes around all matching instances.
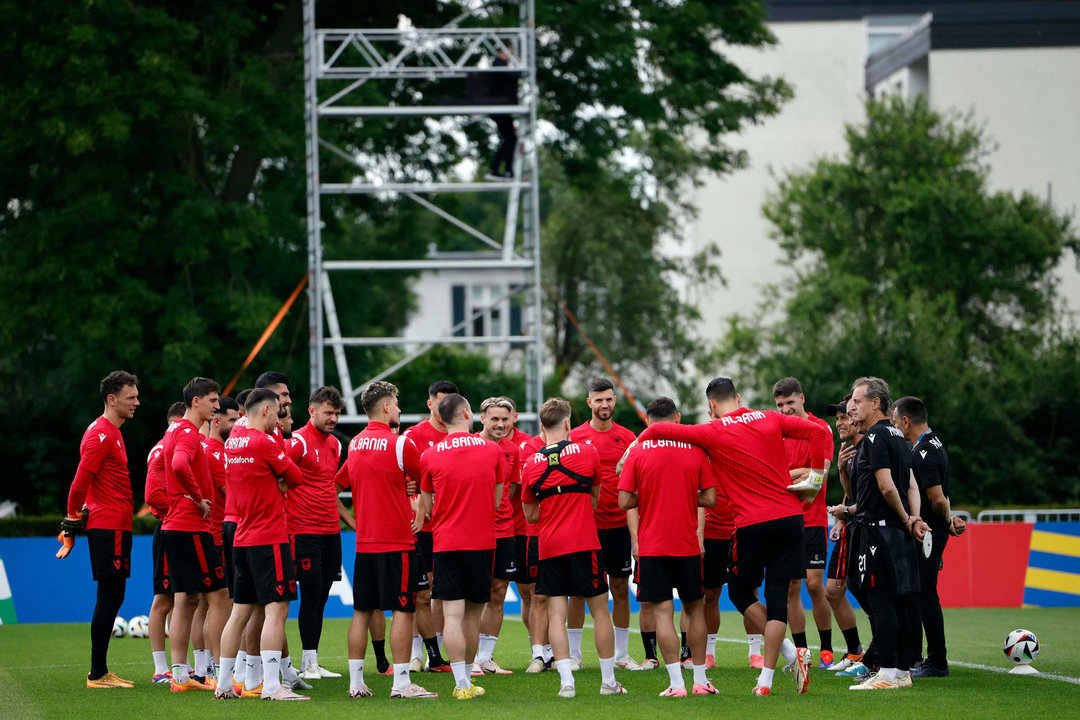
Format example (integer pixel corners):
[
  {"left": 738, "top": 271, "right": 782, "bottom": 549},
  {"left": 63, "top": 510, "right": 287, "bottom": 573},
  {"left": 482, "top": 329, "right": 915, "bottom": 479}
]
[
  {"left": 891, "top": 396, "right": 966, "bottom": 678},
  {"left": 842, "top": 377, "right": 928, "bottom": 690},
  {"left": 486, "top": 44, "right": 520, "bottom": 180}
]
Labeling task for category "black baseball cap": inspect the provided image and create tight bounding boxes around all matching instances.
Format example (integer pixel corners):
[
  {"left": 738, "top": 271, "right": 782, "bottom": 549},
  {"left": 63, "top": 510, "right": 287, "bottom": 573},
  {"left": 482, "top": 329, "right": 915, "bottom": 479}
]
[{"left": 825, "top": 394, "right": 852, "bottom": 417}]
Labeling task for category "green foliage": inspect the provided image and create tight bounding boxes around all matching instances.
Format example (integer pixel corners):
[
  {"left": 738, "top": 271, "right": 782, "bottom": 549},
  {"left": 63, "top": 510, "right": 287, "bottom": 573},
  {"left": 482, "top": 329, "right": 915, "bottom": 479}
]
[
  {"left": 715, "top": 95, "right": 1080, "bottom": 506},
  {"left": 0, "top": 1, "right": 785, "bottom": 513}
]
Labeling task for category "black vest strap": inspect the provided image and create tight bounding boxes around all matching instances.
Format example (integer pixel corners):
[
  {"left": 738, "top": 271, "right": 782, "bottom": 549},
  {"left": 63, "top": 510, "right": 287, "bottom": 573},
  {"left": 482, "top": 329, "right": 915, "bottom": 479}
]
[{"left": 531, "top": 440, "right": 593, "bottom": 502}]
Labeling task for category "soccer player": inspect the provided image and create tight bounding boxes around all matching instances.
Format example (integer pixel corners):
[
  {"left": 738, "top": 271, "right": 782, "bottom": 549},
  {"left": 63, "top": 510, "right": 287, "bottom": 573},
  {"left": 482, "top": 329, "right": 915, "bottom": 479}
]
[
  {"left": 636, "top": 377, "right": 829, "bottom": 696},
  {"left": 822, "top": 397, "right": 866, "bottom": 673},
  {"left": 287, "top": 386, "right": 351, "bottom": 680},
  {"left": 891, "top": 396, "right": 965, "bottom": 678},
  {"left": 336, "top": 381, "right": 436, "bottom": 699},
  {"left": 419, "top": 393, "right": 503, "bottom": 700},
  {"left": 146, "top": 401, "right": 186, "bottom": 683},
  {"left": 403, "top": 380, "right": 458, "bottom": 673},
  {"left": 502, "top": 398, "right": 545, "bottom": 670},
  {"left": 198, "top": 395, "right": 240, "bottom": 681},
  {"left": 63, "top": 370, "right": 140, "bottom": 689},
  {"left": 843, "top": 377, "right": 928, "bottom": 690},
  {"left": 214, "top": 388, "right": 307, "bottom": 701},
  {"left": 472, "top": 396, "right": 520, "bottom": 675},
  {"left": 773, "top": 378, "right": 835, "bottom": 667},
  {"left": 161, "top": 377, "right": 229, "bottom": 691},
  {"left": 521, "top": 397, "right": 627, "bottom": 699},
  {"left": 617, "top": 397, "right": 718, "bottom": 697},
  {"left": 568, "top": 378, "right": 638, "bottom": 670}
]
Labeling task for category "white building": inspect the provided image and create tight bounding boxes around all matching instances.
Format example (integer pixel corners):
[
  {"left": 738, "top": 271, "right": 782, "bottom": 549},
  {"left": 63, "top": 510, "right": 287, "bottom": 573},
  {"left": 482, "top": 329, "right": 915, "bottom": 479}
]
[{"left": 689, "top": 0, "right": 1080, "bottom": 342}]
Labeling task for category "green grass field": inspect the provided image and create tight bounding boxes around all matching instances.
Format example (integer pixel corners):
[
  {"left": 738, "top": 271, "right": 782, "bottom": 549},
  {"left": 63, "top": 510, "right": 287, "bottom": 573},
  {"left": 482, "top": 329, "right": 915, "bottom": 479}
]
[{"left": 2, "top": 608, "right": 1078, "bottom": 719}]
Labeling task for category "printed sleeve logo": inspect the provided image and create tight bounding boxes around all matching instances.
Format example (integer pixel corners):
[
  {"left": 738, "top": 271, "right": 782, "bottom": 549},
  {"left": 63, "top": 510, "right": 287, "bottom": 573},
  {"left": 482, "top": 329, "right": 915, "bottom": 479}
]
[
  {"left": 867, "top": 434, "right": 876, "bottom": 443},
  {"left": 919, "top": 450, "right": 927, "bottom": 459},
  {"left": 98, "top": 433, "right": 106, "bottom": 443}
]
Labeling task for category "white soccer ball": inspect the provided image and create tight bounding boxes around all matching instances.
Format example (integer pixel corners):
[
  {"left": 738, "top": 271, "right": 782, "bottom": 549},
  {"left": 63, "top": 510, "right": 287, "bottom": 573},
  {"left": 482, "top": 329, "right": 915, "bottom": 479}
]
[
  {"left": 1003, "top": 628, "right": 1040, "bottom": 665},
  {"left": 127, "top": 615, "right": 150, "bottom": 638},
  {"left": 112, "top": 616, "right": 127, "bottom": 638}
]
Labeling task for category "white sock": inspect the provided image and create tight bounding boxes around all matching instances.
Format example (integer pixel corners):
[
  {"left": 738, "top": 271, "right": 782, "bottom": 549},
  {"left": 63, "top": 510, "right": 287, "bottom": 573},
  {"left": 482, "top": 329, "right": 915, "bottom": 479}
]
[
  {"left": 246, "top": 656, "right": 262, "bottom": 690},
  {"left": 450, "top": 661, "right": 469, "bottom": 690},
  {"left": 281, "top": 655, "right": 299, "bottom": 683},
  {"left": 412, "top": 634, "right": 423, "bottom": 661},
  {"left": 349, "top": 658, "right": 365, "bottom": 690},
  {"left": 614, "top": 626, "right": 630, "bottom": 659},
  {"left": 880, "top": 667, "right": 897, "bottom": 681},
  {"left": 666, "top": 661, "right": 685, "bottom": 690},
  {"left": 436, "top": 632, "right": 444, "bottom": 652},
  {"left": 599, "top": 656, "right": 616, "bottom": 685},
  {"left": 706, "top": 634, "right": 717, "bottom": 657},
  {"left": 260, "top": 651, "right": 282, "bottom": 694},
  {"left": 555, "top": 658, "right": 574, "bottom": 687},
  {"left": 896, "top": 669, "right": 910, "bottom": 680},
  {"left": 194, "top": 649, "right": 208, "bottom": 676},
  {"left": 543, "top": 644, "right": 554, "bottom": 662},
  {"left": 171, "top": 662, "right": 190, "bottom": 684},
  {"left": 152, "top": 651, "right": 169, "bottom": 675},
  {"left": 234, "top": 651, "right": 247, "bottom": 683},
  {"left": 781, "top": 638, "right": 797, "bottom": 665},
  {"left": 301, "top": 649, "right": 317, "bottom": 671},
  {"left": 532, "top": 643, "right": 544, "bottom": 659},
  {"left": 568, "top": 628, "right": 583, "bottom": 659},
  {"left": 476, "top": 633, "right": 496, "bottom": 664},
  {"left": 392, "top": 662, "right": 411, "bottom": 692},
  {"left": 693, "top": 663, "right": 708, "bottom": 685},
  {"left": 218, "top": 658, "right": 236, "bottom": 691},
  {"left": 758, "top": 667, "right": 774, "bottom": 689},
  {"left": 748, "top": 633, "right": 762, "bottom": 656}
]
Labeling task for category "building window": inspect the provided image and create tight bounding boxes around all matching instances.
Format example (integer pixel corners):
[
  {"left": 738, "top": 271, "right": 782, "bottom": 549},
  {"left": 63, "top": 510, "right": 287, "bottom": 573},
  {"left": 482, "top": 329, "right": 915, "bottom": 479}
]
[{"left": 451, "top": 283, "right": 521, "bottom": 340}]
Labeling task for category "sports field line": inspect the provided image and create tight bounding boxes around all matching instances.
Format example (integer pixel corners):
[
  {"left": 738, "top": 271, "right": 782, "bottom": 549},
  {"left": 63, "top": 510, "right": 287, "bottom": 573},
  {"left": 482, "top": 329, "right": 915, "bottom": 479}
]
[{"left": 579, "top": 622, "right": 1080, "bottom": 686}]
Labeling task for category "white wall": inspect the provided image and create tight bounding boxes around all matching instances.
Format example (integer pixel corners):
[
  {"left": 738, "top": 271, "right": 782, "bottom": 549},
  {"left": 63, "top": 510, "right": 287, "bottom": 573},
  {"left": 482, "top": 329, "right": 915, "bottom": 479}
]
[
  {"left": 690, "top": 21, "right": 868, "bottom": 342},
  {"left": 928, "top": 47, "right": 1080, "bottom": 316}
]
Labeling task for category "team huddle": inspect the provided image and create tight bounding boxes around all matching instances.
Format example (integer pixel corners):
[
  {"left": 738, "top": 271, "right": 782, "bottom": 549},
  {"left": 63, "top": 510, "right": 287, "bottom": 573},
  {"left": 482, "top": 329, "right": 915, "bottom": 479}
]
[{"left": 61, "top": 369, "right": 965, "bottom": 699}]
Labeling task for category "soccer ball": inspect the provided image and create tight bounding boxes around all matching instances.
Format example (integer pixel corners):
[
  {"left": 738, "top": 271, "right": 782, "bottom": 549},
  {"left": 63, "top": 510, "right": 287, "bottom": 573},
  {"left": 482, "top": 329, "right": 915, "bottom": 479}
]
[
  {"left": 127, "top": 615, "right": 150, "bottom": 638},
  {"left": 1003, "top": 629, "right": 1039, "bottom": 665},
  {"left": 112, "top": 616, "right": 127, "bottom": 638}
]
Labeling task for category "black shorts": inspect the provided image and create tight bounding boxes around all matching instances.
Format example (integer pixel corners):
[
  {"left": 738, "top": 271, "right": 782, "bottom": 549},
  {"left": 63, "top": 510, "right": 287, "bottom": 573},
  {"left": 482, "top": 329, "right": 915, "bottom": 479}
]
[
  {"left": 827, "top": 524, "right": 849, "bottom": 581},
  {"left": 233, "top": 543, "right": 297, "bottom": 605},
  {"left": 221, "top": 521, "right": 237, "bottom": 597},
  {"left": 805, "top": 526, "right": 828, "bottom": 570},
  {"left": 293, "top": 533, "right": 343, "bottom": 589},
  {"left": 412, "top": 548, "right": 430, "bottom": 590},
  {"left": 493, "top": 536, "right": 519, "bottom": 580},
  {"left": 524, "top": 535, "right": 540, "bottom": 583},
  {"left": 728, "top": 515, "right": 806, "bottom": 587},
  {"left": 637, "top": 555, "right": 704, "bottom": 603},
  {"left": 703, "top": 538, "right": 730, "bottom": 590},
  {"left": 514, "top": 535, "right": 534, "bottom": 585},
  {"left": 87, "top": 528, "right": 132, "bottom": 581},
  {"left": 152, "top": 524, "right": 171, "bottom": 594},
  {"left": 536, "top": 549, "right": 609, "bottom": 599},
  {"left": 160, "top": 529, "right": 226, "bottom": 594},
  {"left": 353, "top": 550, "right": 419, "bottom": 612},
  {"left": 416, "top": 531, "right": 434, "bottom": 575},
  {"left": 432, "top": 550, "right": 493, "bottom": 604},
  {"left": 847, "top": 523, "right": 920, "bottom": 597},
  {"left": 597, "top": 526, "right": 633, "bottom": 578}
]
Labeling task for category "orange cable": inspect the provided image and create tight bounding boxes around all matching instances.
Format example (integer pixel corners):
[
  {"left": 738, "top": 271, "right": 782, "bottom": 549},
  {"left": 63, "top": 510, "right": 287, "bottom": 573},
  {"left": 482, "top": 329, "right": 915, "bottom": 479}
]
[{"left": 223, "top": 275, "right": 308, "bottom": 396}]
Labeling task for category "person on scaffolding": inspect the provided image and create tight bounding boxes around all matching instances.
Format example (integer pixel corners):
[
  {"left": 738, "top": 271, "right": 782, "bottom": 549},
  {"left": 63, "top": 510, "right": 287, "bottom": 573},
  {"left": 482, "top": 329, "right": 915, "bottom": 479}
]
[{"left": 486, "top": 43, "right": 520, "bottom": 181}]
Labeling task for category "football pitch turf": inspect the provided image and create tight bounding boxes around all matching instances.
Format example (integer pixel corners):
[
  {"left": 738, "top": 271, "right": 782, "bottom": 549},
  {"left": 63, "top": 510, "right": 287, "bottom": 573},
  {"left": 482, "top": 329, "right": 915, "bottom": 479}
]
[{"left": 2, "top": 608, "right": 1078, "bottom": 719}]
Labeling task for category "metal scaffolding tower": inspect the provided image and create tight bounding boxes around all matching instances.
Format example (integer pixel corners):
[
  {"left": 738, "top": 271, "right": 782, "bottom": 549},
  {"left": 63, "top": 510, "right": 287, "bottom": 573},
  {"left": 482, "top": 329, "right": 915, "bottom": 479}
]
[{"left": 302, "top": 1, "right": 543, "bottom": 424}]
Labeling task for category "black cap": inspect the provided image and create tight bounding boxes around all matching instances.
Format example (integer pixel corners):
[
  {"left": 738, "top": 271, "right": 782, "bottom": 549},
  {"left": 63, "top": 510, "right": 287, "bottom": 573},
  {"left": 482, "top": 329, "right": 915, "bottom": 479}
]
[{"left": 825, "top": 393, "right": 852, "bottom": 417}]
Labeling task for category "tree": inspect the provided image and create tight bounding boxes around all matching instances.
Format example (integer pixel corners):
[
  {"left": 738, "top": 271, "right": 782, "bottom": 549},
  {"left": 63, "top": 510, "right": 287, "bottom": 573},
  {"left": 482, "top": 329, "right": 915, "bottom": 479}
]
[
  {"left": 715, "top": 95, "right": 1080, "bottom": 506},
  {"left": 0, "top": 0, "right": 788, "bottom": 514}
]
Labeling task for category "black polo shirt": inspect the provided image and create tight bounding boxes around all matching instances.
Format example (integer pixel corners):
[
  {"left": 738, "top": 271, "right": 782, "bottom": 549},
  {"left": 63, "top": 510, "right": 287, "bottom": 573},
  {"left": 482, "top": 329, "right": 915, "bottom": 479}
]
[
  {"left": 911, "top": 430, "right": 950, "bottom": 536},
  {"left": 853, "top": 418, "right": 912, "bottom": 528}
]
